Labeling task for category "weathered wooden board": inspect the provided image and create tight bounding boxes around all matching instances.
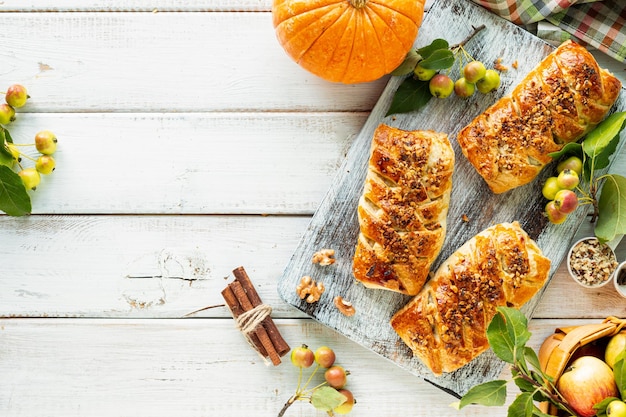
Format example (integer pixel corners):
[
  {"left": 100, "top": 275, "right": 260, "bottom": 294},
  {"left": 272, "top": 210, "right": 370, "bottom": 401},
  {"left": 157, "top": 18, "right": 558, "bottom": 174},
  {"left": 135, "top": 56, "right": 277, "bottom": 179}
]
[{"left": 278, "top": 0, "right": 626, "bottom": 396}]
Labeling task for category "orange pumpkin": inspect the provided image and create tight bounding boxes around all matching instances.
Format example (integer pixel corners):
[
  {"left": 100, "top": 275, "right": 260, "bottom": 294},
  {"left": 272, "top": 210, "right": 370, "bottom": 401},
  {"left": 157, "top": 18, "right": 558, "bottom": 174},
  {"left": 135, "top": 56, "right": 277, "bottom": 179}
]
[{"left": 272, "top": 0, "right": 426, "bottom": 84}]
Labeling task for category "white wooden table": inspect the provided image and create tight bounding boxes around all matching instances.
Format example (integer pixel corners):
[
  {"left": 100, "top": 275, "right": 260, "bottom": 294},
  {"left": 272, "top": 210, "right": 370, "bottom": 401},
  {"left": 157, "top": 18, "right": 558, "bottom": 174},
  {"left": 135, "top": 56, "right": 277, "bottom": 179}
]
[{"left": 1, "top": 2, "right": 625, "bottom": 416}]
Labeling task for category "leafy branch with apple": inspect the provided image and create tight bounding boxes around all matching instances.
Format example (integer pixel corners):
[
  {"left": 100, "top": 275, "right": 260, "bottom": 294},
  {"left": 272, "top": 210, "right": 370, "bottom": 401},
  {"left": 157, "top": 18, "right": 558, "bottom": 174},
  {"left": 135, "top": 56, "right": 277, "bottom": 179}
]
[
  {"left": 454, "top": 307, "right": 626, "bottom": 417},
  {"left": 541, "top": 111, "right": 626, "bottom": 244},
  {"left": 0, "top": 83, "right": 59, "bottom": 216},
  {"left": 387, "top": 25, "right": 503, "bottom": 116}
]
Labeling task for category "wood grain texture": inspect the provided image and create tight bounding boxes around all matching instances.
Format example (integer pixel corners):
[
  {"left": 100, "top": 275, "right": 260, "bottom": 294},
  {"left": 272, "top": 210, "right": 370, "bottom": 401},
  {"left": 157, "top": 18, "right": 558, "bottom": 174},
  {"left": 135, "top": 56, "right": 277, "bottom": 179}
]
[
  {"left": 0, "top": 215, "right": 623, "bottom": 319},
  {"left": 0, "top": 12, "right": 386, "bottom": 112},
  {"left": 4, "top": 113, "right": 364, "bottom": 214},
  {"left": 277, "top": 0, "right": 626, "bottom": 396},
  {"left": 0, "top": 317, "right": 605, "bottom": 417}
]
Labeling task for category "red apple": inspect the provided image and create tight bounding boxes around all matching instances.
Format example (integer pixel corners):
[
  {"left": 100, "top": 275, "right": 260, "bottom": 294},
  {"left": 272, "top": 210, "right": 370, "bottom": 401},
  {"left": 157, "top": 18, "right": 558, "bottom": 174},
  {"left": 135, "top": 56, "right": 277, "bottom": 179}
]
[{"left": 557, "top": 356, "right": 619, "bottom": 417}]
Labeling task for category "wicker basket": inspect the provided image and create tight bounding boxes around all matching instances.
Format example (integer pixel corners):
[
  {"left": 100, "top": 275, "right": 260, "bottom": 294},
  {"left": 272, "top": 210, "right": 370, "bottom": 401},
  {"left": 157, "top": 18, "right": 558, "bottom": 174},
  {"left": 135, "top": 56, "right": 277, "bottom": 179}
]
[{"left": 538, "top": 317, "right": 626, "bottom": 415}]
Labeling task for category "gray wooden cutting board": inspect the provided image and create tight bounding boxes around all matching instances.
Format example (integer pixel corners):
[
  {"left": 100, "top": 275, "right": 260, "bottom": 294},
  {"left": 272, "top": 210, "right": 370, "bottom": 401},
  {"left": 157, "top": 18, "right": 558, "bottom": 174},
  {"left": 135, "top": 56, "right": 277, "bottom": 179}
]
[{"left": 277, "top": 0, "right": 626, "bottom": 397}]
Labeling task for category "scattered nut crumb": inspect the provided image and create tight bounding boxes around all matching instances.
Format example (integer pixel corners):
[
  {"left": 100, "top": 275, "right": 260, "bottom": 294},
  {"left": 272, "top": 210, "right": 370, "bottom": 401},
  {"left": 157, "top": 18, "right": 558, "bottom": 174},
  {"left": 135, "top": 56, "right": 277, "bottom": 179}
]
[
  {"left": 512, "top": 60, "right": 518, "bottom": 69},
  {"left": 334, "top": 296, "right": 355, "bottom": 316},
  {"left": 461, "top": 214, "right": 470, "bottom": 223},
  {"left": 296, "top": 276, "right": 325, "bottom": 303},
  {"left": 494, "top": 57, "right": 508, "bottom": 72},
  {"left": 312, "top": 249, "right": 335, "bottom": 266}
]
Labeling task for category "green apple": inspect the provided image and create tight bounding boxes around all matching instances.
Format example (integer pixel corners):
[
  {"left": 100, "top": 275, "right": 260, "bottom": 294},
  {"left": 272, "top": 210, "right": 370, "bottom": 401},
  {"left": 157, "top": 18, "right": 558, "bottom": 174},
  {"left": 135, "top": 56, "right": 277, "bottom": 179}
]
[
  {"left": 605, "top": 331, "right": 626, "bottom": 369},
  {"left": 607, "top": 400, "right": 626, "bottom": 417}
]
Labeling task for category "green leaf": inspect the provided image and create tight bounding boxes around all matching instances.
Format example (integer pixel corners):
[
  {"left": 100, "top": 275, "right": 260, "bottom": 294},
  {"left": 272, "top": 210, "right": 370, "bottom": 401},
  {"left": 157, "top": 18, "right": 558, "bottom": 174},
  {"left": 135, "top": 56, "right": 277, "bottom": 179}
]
[
  {"left": 458, "top": 380, "right": 508, "bottom": 408},
  {"left": 419, "top": 48, "right": 454, "bottom": 70},
  {"left": 583, "top": 111, "right": 626, "bottom": 161},
  {"left": 548, "top": 142, "right": 582, "bottom": 160},
  {"left": 593, "top": 396, "right": 620, "bottom": 417},
  {"left": 4, "top": 127, "right": 14, "bottom": 144},
  {"left": 590, "top": 133, "right": 620, "bottom": 171},
  {"left": 523, "top": 346, "right": 541, "bottom": 371},
  {"left": 614, "top": 352, "right": 626, "bottom": 399},
  {"left": 0, "top": 164, "right": 32, "bottom": 216},
  {"left": 386, "top": 77, "right": 432, "bottom": 116},
  {"left": 487, "top": 307, "right": 531, "bottom": 364},
  {"left": 507, "top": 392, "right": 533, "bottom": 417},
  {"left": 310, "top": 386, "right": 346, "bottom": 412},
  {"left": 390, "top": 49, "right": 421, "bottom": 76},
  {"left": 595, "top": 174, "right": 626, "bottom": 243},
  {"left": 417, "top": 38, "right": 449, "bottom": 60},
  {"left": 0, "top": 129, "right": 14, "bottom": 167},
  {"left": 531, "top": 405, "right": 557, "bottom": 417}
]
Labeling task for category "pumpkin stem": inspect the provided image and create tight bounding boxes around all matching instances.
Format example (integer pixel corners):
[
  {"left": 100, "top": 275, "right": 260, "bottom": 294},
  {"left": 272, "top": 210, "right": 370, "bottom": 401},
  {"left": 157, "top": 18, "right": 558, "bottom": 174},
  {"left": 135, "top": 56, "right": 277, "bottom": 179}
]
[{"left": 349, "top": 0, "right": 367, "bottom": 9}]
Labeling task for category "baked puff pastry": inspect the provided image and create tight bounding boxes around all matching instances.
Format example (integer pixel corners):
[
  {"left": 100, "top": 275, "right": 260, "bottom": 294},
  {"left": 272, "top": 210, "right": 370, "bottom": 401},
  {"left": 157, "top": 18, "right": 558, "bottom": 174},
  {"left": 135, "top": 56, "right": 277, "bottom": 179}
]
[
  {"left": 390, "top": 222, "right": 550, "bottom": 376},
  {"left": 352, "top": 124, "right": 454, "bottom": 296},
  {"left": 457, "top": 40, "right": 621, "bottom": 194}
]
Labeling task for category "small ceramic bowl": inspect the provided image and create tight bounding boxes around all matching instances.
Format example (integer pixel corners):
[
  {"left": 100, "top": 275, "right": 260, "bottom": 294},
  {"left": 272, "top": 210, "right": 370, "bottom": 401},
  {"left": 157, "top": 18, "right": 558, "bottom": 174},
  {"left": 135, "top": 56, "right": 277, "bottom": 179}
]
[
  {"left": 567, "top": 237, "right": 618, "bottom": 288},
  {"left": 613, "top": 261, "right": 626, "bottom": 298}
]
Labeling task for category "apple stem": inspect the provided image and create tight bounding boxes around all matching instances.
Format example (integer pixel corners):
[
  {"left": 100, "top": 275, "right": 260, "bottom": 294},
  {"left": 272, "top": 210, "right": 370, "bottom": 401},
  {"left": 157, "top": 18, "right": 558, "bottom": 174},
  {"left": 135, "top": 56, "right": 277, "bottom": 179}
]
[
  {"left": 277, "top": 393, "right": 298, "bottom": 417},
  {"left": 449, "top": 24, "right": 486, "bottom": 52}
]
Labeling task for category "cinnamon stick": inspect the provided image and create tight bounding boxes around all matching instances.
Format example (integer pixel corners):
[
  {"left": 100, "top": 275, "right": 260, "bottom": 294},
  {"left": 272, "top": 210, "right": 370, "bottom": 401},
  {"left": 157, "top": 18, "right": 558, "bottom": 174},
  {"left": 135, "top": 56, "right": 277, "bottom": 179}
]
[
  {"left": 220, "top": 285, "right": 268, "bottom": 358},
  {"left": 232, "top": 266, "right": 290, "bottom": 356},
  {"left": 229, "top": 281, "right": 281, "bottom": 366}
]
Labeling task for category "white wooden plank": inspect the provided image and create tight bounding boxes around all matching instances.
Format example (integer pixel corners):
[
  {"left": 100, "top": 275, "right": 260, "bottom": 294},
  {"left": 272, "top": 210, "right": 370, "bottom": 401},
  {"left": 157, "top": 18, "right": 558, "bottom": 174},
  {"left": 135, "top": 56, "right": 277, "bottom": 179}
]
[
  {"left": 0, "top": 317, "right": 603, "bottom": 417},
  {"left": 0, "top": 12, "right": 386, "bottom": 112},
  {"left": 4, "top": 112, "right": 366, "bottom": 214},
  {"left": 0, "top": 0, "right": 272, "bottom": 12},
  {"left": 1, "top": 214, "right": 623, "bottom": 319}
]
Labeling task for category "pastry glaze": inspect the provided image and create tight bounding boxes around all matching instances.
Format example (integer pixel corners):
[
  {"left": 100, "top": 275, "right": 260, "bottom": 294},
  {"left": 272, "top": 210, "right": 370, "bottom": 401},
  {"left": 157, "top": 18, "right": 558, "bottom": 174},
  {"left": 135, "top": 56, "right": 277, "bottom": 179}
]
[
  {"left": 457, "top": 40, "right": 621, "bottom": 194},
  {"left": 353, "top": 124, "right": 454, "bottom": 295},
  {"left": 390, "top": 222, "right": 550, "bottom": 376}
]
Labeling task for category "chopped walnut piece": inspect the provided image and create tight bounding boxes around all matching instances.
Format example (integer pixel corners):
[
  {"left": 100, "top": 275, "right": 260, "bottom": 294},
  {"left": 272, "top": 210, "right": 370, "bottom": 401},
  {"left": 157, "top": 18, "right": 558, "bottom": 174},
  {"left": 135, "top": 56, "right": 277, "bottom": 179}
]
[
  {"left": 333, "top": 296, "right": 355, "bottom": 316},
  {"left": 461, "top": 214, "right": 470, "bottom": 223},
  {"left": 569, "top": 238, "right": 617, "bottom": 287},
  {"left": 494, "top": 57, "right": 508, "bottom": 72},
  {"left": 512, "top": 60, "right": 519, "bottom": 69},
  {"left": 312, "top": 249, "right": 336, "bottom": 266},
  {"left": 296, "top": 276, "right": 325, "bottom": 303}
]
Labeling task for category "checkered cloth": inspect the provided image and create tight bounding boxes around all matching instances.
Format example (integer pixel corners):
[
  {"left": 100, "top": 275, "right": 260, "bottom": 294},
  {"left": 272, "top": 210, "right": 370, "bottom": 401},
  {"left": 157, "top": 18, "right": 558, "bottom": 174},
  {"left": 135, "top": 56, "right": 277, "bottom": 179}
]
[{"left": 471, "top": 0, "right": 626, "bottom": 62}]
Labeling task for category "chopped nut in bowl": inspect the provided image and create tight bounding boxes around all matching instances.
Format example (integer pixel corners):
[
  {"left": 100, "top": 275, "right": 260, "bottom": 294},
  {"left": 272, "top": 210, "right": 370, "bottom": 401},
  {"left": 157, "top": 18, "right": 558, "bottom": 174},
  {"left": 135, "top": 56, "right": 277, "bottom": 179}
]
[
  {"left": 613, "top": 261, "right": 626, "bottom": 298},
  {"left": 567, "top": 237, "right": 618, "bottom": 288}
]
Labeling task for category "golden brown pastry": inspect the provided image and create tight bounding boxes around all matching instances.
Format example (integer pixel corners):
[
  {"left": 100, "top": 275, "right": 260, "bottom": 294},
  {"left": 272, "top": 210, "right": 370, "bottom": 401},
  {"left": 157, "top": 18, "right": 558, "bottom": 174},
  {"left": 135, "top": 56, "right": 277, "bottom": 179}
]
[
  {"left": 457, "top": 40, "right": 621, "bottom": 194},
  {"left": 390, "top": 222, "right": 551, "bottom": 376},
  {"left": 352, "top": 124, "right": 454, "bottom": 296}
]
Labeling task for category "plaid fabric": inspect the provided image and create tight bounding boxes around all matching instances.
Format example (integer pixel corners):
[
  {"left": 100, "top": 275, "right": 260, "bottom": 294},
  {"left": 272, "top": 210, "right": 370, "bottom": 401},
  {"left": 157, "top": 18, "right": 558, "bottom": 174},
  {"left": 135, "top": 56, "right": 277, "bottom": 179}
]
[{"left": 471, "top": 0, "right": 626, "bottom": 62}]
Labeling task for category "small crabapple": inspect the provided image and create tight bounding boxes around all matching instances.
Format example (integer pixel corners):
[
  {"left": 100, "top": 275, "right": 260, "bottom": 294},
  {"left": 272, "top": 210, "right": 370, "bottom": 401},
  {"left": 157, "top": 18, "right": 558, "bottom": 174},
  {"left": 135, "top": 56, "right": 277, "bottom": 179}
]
[
  {"left": 333, "top": 389, "right": 355, "bottom": 415},
  {"left": 413, "top": 64, "right": 437, "bottom": 81},
  {"left": 542, "top": 177, "right": 561, "bottom": 200},
  {"left": 476, "top": 69, "right": 501, "bottom": 93},
  {"left": 553, "top": 189, "right": 578, "bottom": 214},
  {"left": 35, "top": 155, "right": 56, "bottom": 175},
  {"left": 0, "top": 103, "right": 16, "bottom": 125},
  {"left": 324, "top": 365, "right": 348, "bottom": 389},
  {"left": 545, "top": 201, "right": 567, "bottom": 224},
  {"left": 290, "top": 344, "right": 314, "bottom": 368},
  {"left": 6, "top": 143, "right": 20, "bottom": 161},
  {"left": 18, "top": 167, "right": 41, "bottom": 190},
  {"left": 35, "top": 130, "right": 58, "bottom": 155},
  {"left": 429, "top": 74, "right": 454, "bottom": 98},
  {"left": 314, "top": 346, "right": 336, "bottom": 368},
  {"left": 463, "top": 61, "right": 487, "bottom": 83},
  {"left": 454, "top": 77, "right": 476, "bottom": 98},
  {"left": 557, "top": 155, "right": 583, "bottom": 176},
  {"left": 556, "top": 169, "right": 579, "bottom": 190},
  {"left": 5, "top": 84, "right": 29, "bottom": 108}
]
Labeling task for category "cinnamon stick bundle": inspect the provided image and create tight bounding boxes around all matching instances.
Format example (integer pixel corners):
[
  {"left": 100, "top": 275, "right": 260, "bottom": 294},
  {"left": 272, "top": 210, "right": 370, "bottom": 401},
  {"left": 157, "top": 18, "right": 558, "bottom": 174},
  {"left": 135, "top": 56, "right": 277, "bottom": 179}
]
[{"left": 221, "top": 266, "right": 290, "bottom": 365}]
